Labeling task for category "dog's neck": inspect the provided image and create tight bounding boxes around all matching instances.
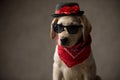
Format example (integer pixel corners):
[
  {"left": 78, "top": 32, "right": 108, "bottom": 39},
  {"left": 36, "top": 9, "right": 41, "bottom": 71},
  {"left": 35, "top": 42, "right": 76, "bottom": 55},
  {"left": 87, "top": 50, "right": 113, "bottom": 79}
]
[{"left": 57, "top": 35, "right": 91, "bottom": 67}]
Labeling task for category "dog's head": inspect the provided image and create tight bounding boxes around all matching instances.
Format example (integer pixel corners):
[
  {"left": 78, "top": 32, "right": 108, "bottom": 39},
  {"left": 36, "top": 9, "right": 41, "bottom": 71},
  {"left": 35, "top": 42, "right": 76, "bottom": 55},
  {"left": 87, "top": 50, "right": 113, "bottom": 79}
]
[{"left": 50, "top": 15, "right": 92, "bottom": 47}]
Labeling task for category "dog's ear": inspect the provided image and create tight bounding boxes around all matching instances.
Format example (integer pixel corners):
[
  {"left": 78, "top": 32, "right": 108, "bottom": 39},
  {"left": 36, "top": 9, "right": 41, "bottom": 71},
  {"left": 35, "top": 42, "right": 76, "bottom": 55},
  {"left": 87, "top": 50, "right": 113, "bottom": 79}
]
[
  {"left": 50, "top": 18, "right": 58, "bottom": 39},
  {"left": 79, "top": 15, "right": 92, "bottom": 41}
]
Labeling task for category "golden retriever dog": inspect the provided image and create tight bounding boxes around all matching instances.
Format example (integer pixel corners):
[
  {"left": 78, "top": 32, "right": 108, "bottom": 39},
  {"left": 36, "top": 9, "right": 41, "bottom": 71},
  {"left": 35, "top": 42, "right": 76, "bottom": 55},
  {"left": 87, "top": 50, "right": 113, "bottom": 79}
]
[{"left": 50, "top": 2, "right": 100, "bottom": 80}]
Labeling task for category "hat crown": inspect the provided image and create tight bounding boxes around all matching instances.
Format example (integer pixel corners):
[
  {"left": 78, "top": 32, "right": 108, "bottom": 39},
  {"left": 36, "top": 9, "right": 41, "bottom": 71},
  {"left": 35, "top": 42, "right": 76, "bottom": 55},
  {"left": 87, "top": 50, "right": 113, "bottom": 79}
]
[{"left": 55, "top": 2, "right": 79, "bottom": 10}]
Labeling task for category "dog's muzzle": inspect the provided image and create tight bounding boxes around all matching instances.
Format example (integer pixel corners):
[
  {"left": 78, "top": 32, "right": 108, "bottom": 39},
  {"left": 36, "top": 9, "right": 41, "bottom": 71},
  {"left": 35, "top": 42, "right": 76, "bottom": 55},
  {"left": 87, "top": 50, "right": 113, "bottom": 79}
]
[{"left": 60, "top": 37, "right": 69, "bottom": 45}]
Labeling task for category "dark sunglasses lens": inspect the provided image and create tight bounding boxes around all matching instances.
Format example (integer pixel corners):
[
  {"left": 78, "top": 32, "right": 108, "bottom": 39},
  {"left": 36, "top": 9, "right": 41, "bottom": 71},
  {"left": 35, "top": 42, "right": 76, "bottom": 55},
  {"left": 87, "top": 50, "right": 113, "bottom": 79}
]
[
  {"left": 53, "top": 24, "right": 64, "bottom": 33},
  {"left": 67, "top": 25, "right": 82, "bottom": 34}
]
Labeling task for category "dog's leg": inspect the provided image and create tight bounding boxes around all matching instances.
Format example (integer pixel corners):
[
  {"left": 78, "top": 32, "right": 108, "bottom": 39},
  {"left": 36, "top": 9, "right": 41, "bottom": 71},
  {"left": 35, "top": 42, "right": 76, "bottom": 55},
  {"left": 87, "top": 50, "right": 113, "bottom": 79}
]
[
  {"left": 53, "top": 63, "right": 63, "bottom": 80},
  {"left": 83, "top": 74, "right": 91, "bottom": 80},
  {"left": 82, "top": 67, "right": 97, "bottom": 80},
  {"left": 81, "top": 62, "right": 96, "bottom": 80}
]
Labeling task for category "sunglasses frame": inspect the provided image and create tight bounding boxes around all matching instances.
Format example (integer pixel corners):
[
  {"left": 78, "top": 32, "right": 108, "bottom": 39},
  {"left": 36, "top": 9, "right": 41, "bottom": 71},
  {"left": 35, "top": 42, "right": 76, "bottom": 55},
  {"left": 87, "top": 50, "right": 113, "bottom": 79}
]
[{"left": 53, "top": 23, "right": 83, "bottom": 34}]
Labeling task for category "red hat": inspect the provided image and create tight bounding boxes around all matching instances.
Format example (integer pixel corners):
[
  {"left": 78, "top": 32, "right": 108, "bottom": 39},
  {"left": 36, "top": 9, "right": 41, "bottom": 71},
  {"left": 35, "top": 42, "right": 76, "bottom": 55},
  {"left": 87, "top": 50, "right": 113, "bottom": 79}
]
[{"left": 52, "top": 2, "right": 84, "bottom": 17}]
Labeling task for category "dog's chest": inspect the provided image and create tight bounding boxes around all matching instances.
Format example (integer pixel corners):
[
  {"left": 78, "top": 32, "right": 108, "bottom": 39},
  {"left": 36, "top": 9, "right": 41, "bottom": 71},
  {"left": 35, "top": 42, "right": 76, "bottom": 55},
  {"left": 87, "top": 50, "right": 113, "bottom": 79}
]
[{"left": 54, "top": 49, "right": 94, "bottom": 79}]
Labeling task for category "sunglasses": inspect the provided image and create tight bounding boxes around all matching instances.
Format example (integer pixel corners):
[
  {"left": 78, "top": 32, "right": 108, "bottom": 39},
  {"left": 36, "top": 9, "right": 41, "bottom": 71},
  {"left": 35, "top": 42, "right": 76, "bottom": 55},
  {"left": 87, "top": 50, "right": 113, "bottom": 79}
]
[{"left": 53, "top": 23, "right": 83, "bottom": 34}]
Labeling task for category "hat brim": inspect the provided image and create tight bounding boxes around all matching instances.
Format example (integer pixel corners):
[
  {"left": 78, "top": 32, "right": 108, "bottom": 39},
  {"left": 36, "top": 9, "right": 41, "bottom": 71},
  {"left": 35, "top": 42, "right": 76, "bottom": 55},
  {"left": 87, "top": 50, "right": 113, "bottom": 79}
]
[{"left": 51, "top": 11, "right": 84, "bottom": 17}]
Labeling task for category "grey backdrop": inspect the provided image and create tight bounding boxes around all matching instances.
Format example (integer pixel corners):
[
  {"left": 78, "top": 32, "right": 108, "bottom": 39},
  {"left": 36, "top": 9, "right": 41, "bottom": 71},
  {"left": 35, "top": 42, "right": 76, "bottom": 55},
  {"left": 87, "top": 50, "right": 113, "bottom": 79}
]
[{"left": 0, "top": 0, "right": 120, "bottom": 80}]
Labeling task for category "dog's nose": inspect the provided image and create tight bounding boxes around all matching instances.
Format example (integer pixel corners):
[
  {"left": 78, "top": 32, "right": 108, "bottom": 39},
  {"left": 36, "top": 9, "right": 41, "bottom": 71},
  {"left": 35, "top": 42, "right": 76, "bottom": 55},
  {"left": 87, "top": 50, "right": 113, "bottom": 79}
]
[{"left": 60, "top": 37, "right": 68, "bottom": 45}]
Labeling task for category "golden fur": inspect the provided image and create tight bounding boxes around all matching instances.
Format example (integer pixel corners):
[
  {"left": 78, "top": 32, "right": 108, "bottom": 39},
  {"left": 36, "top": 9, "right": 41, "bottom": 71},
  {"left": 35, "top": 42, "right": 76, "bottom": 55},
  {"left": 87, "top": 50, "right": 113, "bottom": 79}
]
[{"left": 50, "top": 15, "right": 100, "bottom": 80}]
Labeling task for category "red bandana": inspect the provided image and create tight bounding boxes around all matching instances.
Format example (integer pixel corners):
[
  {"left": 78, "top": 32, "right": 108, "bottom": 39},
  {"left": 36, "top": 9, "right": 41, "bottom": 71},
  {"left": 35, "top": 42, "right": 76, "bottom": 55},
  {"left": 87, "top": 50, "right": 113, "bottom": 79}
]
[{"left": 57, "top": 36, "right": 91, "bottom": 67}]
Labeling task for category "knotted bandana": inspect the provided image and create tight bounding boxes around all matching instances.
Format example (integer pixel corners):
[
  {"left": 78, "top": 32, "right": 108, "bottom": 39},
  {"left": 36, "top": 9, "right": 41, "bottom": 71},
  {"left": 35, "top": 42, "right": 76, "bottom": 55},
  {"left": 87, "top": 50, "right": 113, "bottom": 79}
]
[{"left": 57, "top": 35, "right": 91, "bottom": 67}]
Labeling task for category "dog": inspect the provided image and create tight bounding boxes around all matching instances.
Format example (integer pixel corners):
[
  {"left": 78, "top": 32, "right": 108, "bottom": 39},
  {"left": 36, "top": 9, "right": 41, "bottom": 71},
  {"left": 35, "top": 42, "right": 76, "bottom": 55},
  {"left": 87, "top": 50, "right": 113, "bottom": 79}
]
[{"left": 50, "top": 3, "right": 100, "bottom": 80}]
